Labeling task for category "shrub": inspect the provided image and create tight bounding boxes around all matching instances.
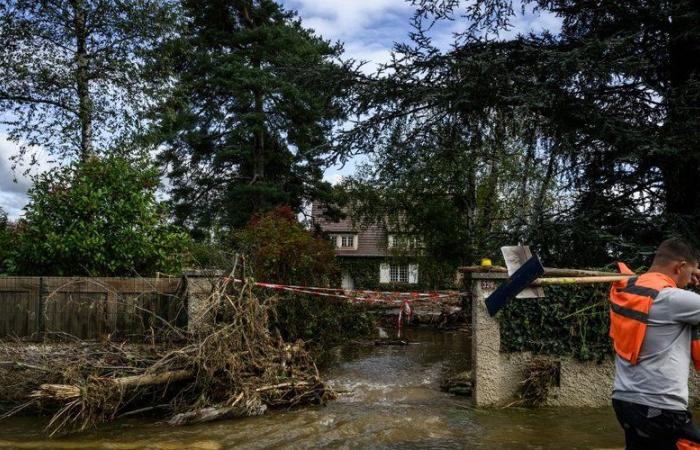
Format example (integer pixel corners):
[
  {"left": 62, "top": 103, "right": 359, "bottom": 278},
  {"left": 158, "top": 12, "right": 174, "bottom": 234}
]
[
  {"left": 234, "top": 205, "right": 337, "bottom": 286},
  {"left": 0, "top": 208, "right": 9, "bottom": 274},
  {"left": 5, "top": 156, "right": 190, "bottom": 276}
]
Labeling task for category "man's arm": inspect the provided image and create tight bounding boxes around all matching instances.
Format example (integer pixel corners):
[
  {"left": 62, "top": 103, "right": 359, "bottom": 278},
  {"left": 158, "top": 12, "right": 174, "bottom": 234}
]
[{"left": 670, "top": 288, "right": 700, "bottom": 325}]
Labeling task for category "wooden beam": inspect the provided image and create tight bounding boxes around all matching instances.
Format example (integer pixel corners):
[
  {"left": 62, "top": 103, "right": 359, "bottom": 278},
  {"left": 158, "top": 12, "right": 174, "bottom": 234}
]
[{"left": 460, "top": 266, "right": 623, "bottom": 277}]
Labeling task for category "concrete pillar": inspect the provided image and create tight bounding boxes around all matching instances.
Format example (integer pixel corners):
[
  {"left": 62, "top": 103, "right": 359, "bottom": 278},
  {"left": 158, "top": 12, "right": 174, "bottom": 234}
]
[
  {"left": 466, "top": 271, "right": 614, "bottom": 408},
  {"left": 468, "top": 272, "right": 523, "bottom": 406},
  {"left": 184, "top": 270, "right": 223, "bottom": 335}
]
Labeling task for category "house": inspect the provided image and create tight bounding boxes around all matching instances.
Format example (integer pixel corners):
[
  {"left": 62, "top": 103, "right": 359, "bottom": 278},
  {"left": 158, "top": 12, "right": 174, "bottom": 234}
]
[{"left": 311, "top": 203, "right": 420, "bottom": 290}]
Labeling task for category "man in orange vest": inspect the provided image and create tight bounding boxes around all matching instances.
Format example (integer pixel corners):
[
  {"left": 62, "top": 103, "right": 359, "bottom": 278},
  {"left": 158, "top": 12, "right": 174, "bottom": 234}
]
[{"left": 611, "top": 238, "right": 700, "bottom": 449}]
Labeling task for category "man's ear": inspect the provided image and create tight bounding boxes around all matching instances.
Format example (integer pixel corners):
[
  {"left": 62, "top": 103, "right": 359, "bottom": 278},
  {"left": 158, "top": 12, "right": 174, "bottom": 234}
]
[{"left": 677, "top": 261, "right": 688, "bottom": 274}]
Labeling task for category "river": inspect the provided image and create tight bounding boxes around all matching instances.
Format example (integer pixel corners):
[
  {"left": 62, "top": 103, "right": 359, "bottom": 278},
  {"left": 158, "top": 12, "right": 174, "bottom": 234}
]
[{"left": 0, "top": 329, "right": 625, "bottom": 449}]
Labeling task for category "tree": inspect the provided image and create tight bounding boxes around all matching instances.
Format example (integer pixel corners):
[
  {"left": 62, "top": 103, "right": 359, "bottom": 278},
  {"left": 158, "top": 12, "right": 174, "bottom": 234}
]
[
  {"left": 5, "top": 156, "right": 190, "bottom": 276},
  {"left": 342, "top": 115, "right": 559, "bottom": 266},
  {"left": 0, "top": 207, "right": 9, "bottom": 274},
  {"left": 235, "top": 205, "right": 338, "bottom": 286},
  {"left": 234, "top": 205, "right": 373, "bottom": 350},
  {"left": 0, "top": 0, "right": 177, "bottom": 162},
  {"left": 151, "top": 0, "right": 356, "bottom": 235},
  {"left": 343, "top": 0, "right": 700, "bottom": 267}
]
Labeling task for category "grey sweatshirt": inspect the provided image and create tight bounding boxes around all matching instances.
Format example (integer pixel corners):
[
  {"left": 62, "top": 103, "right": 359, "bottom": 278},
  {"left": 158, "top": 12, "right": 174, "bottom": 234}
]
[{"left": 613, "top": 287, "right": 700, "bottom": 411}]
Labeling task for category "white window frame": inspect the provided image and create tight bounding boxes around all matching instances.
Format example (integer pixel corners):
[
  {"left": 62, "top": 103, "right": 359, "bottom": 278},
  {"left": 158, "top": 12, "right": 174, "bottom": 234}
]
[
  {"left": 380, "top": 263, "right": 419, "bottom": 284},
  {"left": 330, "top": 233, "right": 358, "bottom": 250},
  {"left": 390, "top": 264, "right": 409, "bottom": 283},
  {"left": 340, "top": 234, "right": 355, "bottom": 248},
  {"left": 387, "top": 234, "right": 421, "bottom": 250}
]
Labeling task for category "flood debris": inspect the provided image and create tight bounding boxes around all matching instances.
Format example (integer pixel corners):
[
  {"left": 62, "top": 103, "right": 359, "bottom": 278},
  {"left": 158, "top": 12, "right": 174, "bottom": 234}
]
[
  {"left": 440, "top": 370, "right": 472, "bottom": 397},
  {"left": 0, "top": 274, "right": 333, "bottom": 435},
  {"left": 512, "top": 359, "right": 560, "bottom": 407}
]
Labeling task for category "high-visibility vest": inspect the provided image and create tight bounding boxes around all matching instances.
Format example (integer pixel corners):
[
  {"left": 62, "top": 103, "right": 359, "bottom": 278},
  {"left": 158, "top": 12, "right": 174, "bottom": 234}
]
[
  {"left": 609, "top": 266, "right": 700, "bottom": 370},
  {"left": 678, "top": 439, "right": 700, "bottom": 449}
]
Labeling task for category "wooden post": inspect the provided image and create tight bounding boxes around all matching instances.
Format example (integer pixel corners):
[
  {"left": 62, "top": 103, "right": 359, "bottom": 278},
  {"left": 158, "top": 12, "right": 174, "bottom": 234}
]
[{"left": 37, "top": 276, "right": 45, "bottom": 340}]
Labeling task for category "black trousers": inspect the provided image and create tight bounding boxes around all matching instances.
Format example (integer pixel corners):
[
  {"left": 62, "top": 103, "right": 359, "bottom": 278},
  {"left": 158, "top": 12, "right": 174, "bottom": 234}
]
[{"left": 613, "top": 398, "right": 700, "bottom": 449}]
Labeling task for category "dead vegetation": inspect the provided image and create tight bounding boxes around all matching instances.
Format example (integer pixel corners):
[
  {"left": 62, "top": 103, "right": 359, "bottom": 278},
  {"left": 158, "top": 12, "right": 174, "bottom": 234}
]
[
  {"left": 0, "top": 269, "right": 333, "bottom": 435},
  {"left": 512, "top": 359, "right": 560, "bottom": 407}
]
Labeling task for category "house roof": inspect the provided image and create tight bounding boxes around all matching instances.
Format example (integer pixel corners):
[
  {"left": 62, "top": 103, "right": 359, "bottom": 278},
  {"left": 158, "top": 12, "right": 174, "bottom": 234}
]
[{"left": 311, "top": 202, "right": 387, "bottom": 257}]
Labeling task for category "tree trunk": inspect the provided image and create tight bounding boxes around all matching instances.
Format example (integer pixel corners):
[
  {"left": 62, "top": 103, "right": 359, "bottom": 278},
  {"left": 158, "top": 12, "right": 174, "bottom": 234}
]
[
  {"left": 253, "top": 89, "right": 265, "bottom": 182},
  {"left": 71, "top": 0, "right": 93, "bottom": 161},
  {"left": 243, "top": 3, "right": 265, "bottom": 185}
]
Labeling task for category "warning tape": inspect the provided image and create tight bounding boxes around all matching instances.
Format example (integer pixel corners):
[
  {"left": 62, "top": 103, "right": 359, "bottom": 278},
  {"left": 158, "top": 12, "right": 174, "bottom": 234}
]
[
  {"left": 224, "top": 277, "right": 461, "bottom": 304},
  {"left": 223, "top": 278, "right": 461, "bottom": 339}
]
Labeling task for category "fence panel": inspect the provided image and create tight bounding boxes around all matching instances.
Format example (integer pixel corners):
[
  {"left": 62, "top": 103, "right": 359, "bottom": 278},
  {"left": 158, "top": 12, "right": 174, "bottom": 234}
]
[{"left": 0, "top": 276, "right": 186, "bottom": 341}]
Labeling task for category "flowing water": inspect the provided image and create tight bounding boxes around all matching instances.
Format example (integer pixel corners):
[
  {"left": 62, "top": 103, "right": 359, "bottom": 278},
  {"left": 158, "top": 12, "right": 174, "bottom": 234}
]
[{"left": 0, "top": 329, "right": 625, "bottom": 449}]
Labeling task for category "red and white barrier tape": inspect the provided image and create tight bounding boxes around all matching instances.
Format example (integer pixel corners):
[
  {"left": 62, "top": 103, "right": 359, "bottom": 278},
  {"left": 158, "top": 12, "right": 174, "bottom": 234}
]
[
  {"left": 223, "top": 277, "right": 460, "bottom": 339},
  {"left": 224, "top": 277, "right": 460, "bottom": 304}
]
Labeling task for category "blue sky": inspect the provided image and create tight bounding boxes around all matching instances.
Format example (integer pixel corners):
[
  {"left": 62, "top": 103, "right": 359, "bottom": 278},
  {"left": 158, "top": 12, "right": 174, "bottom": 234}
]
[{"left": 0, "top": 0, "right": 561, "bottom": 220}]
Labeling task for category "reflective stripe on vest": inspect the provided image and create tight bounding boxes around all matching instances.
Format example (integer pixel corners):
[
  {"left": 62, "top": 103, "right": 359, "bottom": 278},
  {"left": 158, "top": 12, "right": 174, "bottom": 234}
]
[
  {"left": 609, "top": 273, "right": 671, "bottom": 365},
  {"left": 618, "top": 277, "right": 660, "bottom": 299}
]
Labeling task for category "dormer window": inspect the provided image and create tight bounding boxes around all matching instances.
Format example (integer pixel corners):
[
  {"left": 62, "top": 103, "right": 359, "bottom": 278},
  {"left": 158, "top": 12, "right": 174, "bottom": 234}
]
[
  {"left": 387, "top": 234, "right": 422, "bottom": 250},
  {"left": 340, "top": 235, "right": 355, "bottom": 248},
  {"left": 329, "top": 234, "right": 358, "bottom": 250}
]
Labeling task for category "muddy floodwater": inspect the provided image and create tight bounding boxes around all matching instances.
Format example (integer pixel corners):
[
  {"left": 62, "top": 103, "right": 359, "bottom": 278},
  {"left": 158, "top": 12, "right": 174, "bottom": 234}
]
[{"left": 0, "top": 329, "right": 626, "bottom": 449}]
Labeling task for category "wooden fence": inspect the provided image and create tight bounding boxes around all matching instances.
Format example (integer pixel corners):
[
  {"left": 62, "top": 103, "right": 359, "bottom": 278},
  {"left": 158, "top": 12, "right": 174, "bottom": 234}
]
[{"left": 0, "top": 277, "right": 187, "bottom": 340}]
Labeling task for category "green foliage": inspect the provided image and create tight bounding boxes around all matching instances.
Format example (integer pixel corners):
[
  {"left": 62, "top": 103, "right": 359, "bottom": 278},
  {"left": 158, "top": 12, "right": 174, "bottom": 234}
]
[
  {"left": 234, "top": 206, "right": 375, "bottom": 349},
  {"left": 0, "top": 0, "right": 177, "bottom": 161},
  {"left": 342, "top": 118, "right": 551, "bottom": 267},
  {"left": 342, "top": 0, "right": 700, "bottom": 268},
  {"left": 151, "top": 0, "right": 357, "bottom": 233},
  {"left": 338, "top": 257, "right": 455, "bottom": 290},
  {"left": 499, "top": 284, "right": 612, "bottom": 362},
  {"left": 5, "top": 156, "right": 190, "bottom": 276},
  {"left": 235, "top": 206, "right": 338, "bottom": 286},
  {"left": 269, "top": 293, "right": 375, "bottom": 352}
]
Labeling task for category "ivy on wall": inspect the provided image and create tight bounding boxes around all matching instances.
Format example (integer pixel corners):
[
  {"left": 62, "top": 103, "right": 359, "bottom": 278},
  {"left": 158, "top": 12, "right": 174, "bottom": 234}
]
[
  {"left": 498, "top": 284, "right": 613, "bottom": 362},
  {"left": 336, "top": 257, "right": 456, "bottom": 290}
]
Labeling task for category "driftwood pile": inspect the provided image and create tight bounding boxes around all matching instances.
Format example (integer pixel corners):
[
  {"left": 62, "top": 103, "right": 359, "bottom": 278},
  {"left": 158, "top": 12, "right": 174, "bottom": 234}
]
[{"left": 0, "top": 274, "right": 333, "bottom": 435}]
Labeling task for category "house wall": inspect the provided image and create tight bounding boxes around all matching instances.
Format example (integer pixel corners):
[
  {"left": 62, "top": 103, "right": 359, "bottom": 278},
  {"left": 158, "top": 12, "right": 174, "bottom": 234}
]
[{"left": 337, "top": 257, "right": 454, "bottom": 290}]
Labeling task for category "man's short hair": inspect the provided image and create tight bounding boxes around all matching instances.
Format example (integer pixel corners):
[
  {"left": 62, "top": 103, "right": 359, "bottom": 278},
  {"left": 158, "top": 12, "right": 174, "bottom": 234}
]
[{"left": 653, "top": 238, "right": 699, "bottom": 266}]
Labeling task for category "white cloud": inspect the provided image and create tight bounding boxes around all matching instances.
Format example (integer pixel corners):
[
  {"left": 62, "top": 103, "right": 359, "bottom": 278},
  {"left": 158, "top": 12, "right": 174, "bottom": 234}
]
[
  {"left": 282, "top": 0, "right": 416, "bottom": 73},
  {"left": 324, "top": 173, "right": 344, "bottom": 185},
  {"left": 285, "top": 0, "right": 414, "bottom": 42},
  {"left": 0, "top": 135, "right": 57, "bottom": 220}
]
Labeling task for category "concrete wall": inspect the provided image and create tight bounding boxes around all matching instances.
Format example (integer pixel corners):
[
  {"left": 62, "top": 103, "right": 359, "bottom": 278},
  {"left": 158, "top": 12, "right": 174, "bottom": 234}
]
[{"left": 468, "top": 273, "right": 700, "bottom": 407}]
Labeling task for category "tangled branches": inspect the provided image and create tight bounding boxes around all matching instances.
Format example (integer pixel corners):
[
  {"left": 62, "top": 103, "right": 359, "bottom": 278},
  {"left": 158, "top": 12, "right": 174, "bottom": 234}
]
[{"left": 0, "top": 274, "right": 333, "bottom": 435}]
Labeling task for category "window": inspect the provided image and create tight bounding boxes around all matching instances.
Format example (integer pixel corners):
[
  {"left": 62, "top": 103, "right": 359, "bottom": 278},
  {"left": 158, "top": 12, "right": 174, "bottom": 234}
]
[
  {"left": 329, "top": 234, "right": 358, "bottom": 249},
  {"left": 390, "top": 265, "right": 409, "bottom": 283},
  {"left": 388, "top": 234, "right": 421, "bottom": 250},
  {"left": 380, "top": 263, "right": 419, "bottom": 284},
  {"left": 340, "top": 235, "right": 355, "bottom": 248}
]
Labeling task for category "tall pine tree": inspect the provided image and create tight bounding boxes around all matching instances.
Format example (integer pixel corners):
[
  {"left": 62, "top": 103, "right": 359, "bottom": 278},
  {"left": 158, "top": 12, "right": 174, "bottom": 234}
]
[{"left": 152, "top": 0, "right": 355, "bottom": 236}]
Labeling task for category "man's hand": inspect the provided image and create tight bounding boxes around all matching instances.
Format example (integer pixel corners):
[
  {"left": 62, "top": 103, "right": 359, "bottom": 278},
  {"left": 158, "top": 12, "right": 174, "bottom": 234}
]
[{"left": 691, "top": 268, "right": 700, "bottom": 286}]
